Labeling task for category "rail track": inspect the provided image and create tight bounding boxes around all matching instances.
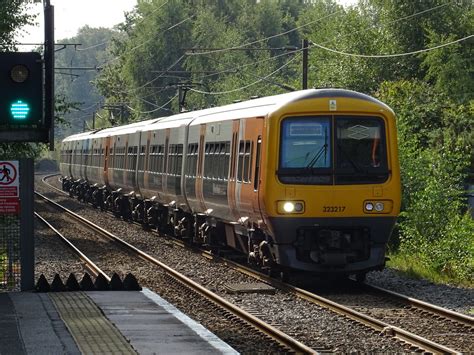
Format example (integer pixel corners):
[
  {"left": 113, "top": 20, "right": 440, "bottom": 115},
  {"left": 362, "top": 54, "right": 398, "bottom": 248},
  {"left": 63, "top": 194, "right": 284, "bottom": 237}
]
[
  {"left": 35, "top": 212, "right": 109, "bottom": 281},
  {"left": 216, "top": 256, "right": 473, "bottom": 353},
  {"left": 39, "top": 173, "right": 473, "bottom": 353},
  {"left": 35, "top": 190, "right": 317, "bottom": 354}
]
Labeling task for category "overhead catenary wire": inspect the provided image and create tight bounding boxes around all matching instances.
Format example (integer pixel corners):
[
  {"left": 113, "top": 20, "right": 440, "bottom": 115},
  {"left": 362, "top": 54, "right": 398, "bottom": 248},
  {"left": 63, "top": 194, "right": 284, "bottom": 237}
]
[
  {"left": 110, "top": 54, "right": 186, "bottom": 96},
  {"left": 193, "top": 47, "right": 302, "bottom": 81},
  {"left": 126, "top": 93, "right": 178, "bottom": 114},
  {"left": 189, "top": 52, "right": 301, "bottom": 95},
  {"left": 318, "top": 1, "right": 454, "bottom": 48},
  {"left": 186, "top": 9, "right": 345, "bottom": 57},
  {"left": 310, "top": 34, "right": 473, "bottom": 58},
  {"left": 188, "top": 1, "right": 456, "bottom": 84},
  {"left": 71, "top": 101, "right": 103, "bottom": 113},
  {"left": 79, "top": 1, "right": 464, "bottom": 103}
]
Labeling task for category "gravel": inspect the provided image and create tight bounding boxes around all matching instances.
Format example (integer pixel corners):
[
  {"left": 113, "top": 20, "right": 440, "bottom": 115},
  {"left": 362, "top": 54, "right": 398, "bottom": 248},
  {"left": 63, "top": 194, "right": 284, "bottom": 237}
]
[{"left": 367, "top": 268, "right": 474, "bottom": 316}]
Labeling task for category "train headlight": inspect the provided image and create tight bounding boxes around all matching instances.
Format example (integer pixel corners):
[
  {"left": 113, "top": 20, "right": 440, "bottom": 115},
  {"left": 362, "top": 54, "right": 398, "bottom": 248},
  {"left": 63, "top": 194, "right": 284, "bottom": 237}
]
[
  {"left": 283, "top": 202, "right": 295, "bottom": 213},
  {"left": 277, "top": 201, "right": 305, "bottom": 214},
  {"left": 364, "top": 200, "right": 393, "bottom": 214}
]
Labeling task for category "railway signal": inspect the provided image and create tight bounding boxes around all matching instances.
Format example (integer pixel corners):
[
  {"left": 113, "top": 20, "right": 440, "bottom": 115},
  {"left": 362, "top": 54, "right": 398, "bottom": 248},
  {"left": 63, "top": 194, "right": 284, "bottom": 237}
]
[{"left": 0, "top": 52, "right": 43, "bottom": 129}]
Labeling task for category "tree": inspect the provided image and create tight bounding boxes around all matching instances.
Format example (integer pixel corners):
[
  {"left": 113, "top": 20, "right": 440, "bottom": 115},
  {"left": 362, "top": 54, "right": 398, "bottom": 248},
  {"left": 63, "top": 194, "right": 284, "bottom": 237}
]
[
  {"left": 0, "top": 0, "right": 36, "bottom": 50},
  {"left": 377, "top": 80, "right": 473, "bottom": 281},
  {"left": 55, "top": 26, "right": 116, "bottom": 136}
]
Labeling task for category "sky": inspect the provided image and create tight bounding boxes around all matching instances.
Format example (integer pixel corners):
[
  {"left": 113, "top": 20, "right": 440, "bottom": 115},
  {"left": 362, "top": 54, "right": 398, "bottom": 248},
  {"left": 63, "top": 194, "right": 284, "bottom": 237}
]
[
  {"left": 16, "top": 0, "right": 357, "bottom": 50},
  {"left": 16, "top": 0, "right": 138, "bottom": 49}
]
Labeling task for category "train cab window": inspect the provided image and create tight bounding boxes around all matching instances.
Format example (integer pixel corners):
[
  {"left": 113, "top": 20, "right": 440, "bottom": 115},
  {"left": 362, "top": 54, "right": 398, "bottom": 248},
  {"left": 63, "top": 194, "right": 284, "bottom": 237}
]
[
  {"left": 278, "top": 115, "right": 389, "bottom": 185},
  {"left": 335, "top": 117, "right": 388, "bottom": 184},
  {"left": 278, "top": 116, "right": 332, "bottom": 185}
]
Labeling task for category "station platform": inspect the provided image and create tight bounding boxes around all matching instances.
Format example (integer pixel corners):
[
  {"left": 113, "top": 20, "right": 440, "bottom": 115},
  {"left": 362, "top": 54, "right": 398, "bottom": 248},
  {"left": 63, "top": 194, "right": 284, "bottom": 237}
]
[{"left": 0, "top": 288, "right": 237, "bottom": 355}]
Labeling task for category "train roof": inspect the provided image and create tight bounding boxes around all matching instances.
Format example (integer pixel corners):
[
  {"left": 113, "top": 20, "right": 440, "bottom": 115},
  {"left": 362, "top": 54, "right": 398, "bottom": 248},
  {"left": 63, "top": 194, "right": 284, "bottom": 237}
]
[{"left": 62, "top": 89, "right": 392, "bottom": 142}]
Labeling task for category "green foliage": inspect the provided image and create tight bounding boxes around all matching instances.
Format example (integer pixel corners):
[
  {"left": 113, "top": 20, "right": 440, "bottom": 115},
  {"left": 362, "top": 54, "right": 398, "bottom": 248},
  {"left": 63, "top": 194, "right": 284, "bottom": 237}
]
[
  {"left": 377, "top": 80, "right": 473, "bottom": 283},
  {"left": 0, "top": 0, "right": 36, "bottom": 50},
  {"left": 422, "top": 30, "right": 474, "bottom": 103},
  {"left": 55, "top": 26, "right": 116, "bottom": 136}
]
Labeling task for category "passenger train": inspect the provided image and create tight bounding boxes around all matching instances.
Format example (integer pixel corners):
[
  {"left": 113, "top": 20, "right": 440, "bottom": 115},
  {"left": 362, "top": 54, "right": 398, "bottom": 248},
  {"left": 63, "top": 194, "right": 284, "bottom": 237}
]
[{"left": 60, "top": 89, "right": 401, "bottom": 280}]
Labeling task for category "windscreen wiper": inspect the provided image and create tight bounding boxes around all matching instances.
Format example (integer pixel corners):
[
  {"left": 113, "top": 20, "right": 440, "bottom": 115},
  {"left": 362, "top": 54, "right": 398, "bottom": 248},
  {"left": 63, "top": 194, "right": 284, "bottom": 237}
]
[
  {"left": 306, "top": 128, "right": 329, "bottom": 169},
  {"left": 336, "top": 143, "right": 363, "bottom": 173}
]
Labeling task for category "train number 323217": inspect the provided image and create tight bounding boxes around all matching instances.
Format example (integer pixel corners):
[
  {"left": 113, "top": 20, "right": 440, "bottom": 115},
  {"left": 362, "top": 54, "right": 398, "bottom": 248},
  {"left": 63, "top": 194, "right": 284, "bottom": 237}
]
[{"left": 323, "top": 206, "right": 346, "bottom": 213}]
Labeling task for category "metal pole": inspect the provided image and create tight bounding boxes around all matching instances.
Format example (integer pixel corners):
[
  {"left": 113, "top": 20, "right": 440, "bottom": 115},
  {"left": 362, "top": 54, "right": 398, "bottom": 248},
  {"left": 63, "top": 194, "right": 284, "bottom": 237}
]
[
  {"left": 20, "top": 159, "right": 34, "bottom": 291},
  {"left": 302, "top": 39, "right": 308, "bottom": 90},
  {"left": 178, "top": 86, "right": 183, "bottom": 113},
  {"left": 44, "top": 0, "right": 55, "bottom": 150}
]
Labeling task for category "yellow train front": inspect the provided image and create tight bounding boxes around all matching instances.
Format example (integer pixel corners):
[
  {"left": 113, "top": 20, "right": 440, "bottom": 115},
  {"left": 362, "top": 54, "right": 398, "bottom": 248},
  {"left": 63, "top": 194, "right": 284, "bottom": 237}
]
[{"left": 258, "top": 90, "right": 401, "bottom": 277}]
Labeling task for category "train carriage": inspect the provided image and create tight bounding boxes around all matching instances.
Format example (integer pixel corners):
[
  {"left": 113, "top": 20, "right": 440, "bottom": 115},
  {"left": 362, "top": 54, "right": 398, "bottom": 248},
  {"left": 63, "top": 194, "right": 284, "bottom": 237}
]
[{"left": 60, "top": 89, "right": 401, "bottom": 279}]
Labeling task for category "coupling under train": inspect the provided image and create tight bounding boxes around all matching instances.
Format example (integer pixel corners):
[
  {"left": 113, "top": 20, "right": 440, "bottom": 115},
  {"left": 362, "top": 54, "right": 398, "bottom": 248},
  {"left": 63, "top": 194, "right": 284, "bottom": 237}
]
[{"left": 60, "top": 89, "right": 401, "bottom": 279}]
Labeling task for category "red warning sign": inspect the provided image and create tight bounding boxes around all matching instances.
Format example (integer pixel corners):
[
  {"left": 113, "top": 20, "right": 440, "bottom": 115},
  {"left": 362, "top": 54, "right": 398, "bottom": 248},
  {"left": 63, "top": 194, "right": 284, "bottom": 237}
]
[
  {"left": 0, "top": 161, "right": 19, "bottom": 197},
  {"left": 0, "top": 198, "right": 20, "bottom": 215}
]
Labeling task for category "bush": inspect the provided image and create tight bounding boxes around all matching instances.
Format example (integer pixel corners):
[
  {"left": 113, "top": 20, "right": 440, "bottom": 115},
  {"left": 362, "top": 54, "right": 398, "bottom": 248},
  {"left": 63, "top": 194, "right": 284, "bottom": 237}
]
[{"left": 377, "top": 80, "right": 474, "bottom": 283}]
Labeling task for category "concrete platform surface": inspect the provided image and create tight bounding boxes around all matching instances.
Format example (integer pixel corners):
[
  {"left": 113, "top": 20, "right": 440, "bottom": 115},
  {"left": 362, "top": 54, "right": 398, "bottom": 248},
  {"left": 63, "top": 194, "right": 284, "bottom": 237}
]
[{"left": 0, "top": 289, "right": 237, "bottom": 355}]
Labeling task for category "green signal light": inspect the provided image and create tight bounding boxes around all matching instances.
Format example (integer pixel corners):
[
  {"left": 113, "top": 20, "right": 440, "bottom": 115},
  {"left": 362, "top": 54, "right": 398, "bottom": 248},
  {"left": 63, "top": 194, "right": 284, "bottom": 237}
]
[{"left": 10, "top": 100, "right": 30, "bottom": 120}]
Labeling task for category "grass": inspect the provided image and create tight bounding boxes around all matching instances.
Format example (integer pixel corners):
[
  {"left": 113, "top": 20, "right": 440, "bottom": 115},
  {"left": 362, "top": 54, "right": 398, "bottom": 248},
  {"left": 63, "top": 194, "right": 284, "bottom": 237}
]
[{"left": 386, "top": 252, "right": 474, "bottom": 288}]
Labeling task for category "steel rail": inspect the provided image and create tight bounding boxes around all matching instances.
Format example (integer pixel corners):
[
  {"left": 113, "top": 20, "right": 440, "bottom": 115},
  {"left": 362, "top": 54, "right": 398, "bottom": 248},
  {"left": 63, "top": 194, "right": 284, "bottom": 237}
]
[
  {"left": 206, "top": 254, "right": 461, "bottom": 355},
  {"left": 41, "top": 173, "right": 67, "bottom": 194},
  {"left": 364, "top": 283, "right": 474, "bottom": 328},
  {"left": 35, "top": 211, "right": 110, "bottom": 281},
  {"left": 34, "top": 190, "right": 317, "bottom": 354}
]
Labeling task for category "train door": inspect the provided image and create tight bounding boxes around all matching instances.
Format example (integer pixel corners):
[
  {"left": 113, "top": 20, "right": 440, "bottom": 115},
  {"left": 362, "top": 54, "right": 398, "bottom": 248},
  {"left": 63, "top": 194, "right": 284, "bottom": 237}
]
[
  {"left": 103, "top": 136, "right": 110, "bottom": 187},
  {"left": 142, "top": 131, "right": 152, "bottom": 195},
  {"left": 195, "top": 124, "right": 207, "bottom": 211},
  {"left": 228, "top": 120, "right": 240, "bottom": 220},
  {"left": 123, "top": 136, "right": 129, "bottom": 187},
  {"left": 235, "top": 117, "right": 264, "bottom": 220},
  {"left": 162, "top": 132, "right": 170, "bottom": 199},
  {"left": 136, "top": 131, "right": 147, "bottom": 197}
]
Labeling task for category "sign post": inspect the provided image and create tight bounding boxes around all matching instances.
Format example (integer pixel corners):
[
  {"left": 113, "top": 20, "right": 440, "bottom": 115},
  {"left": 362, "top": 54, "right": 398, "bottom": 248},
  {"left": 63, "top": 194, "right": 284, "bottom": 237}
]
[
  {"left": 0, "top": 161, "right": 20, "bottom": 213},
  {"left": 0, "top": 160, "right": 34, "bottom": 291}
]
